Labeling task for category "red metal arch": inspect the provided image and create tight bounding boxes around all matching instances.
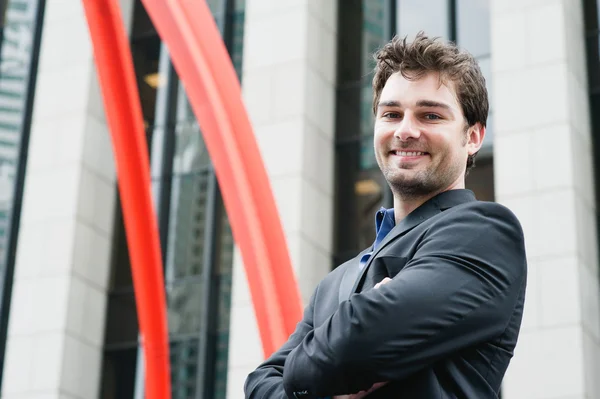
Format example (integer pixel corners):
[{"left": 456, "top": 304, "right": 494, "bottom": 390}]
[{"left": 82, "top": 0, "right": 303, "bottom": 397}]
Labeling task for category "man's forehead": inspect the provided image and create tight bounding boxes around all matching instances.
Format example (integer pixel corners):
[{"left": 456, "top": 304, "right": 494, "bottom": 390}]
[{"left": 380, "top": 71, "right": 459, "bottom": 107}]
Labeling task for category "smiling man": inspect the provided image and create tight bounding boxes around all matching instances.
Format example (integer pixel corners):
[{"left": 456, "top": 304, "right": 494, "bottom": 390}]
[{"left": 244, "top": 33, "right": 527, "bottom": 399}]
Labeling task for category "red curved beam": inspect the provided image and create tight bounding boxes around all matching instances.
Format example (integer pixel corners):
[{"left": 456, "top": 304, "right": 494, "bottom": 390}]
[
  {"left": 82, "top": 1, "right": 171, "bottom": 398},
  {"left": 140, "top": 0, "right": 303, "bottom": 357}
]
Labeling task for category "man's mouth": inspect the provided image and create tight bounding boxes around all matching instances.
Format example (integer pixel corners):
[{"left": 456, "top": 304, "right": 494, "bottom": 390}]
[{"left": 391, "top": 151, "right": 428, "bottom": 156}]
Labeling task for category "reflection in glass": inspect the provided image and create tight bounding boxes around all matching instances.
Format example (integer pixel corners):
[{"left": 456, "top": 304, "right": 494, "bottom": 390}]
[
  {"left": 232, "top": 0, "right": 246, "bottom": 79},
  {"left": 457, "top": 0, "right": 491, "bottom": 58},
  {"left": 335, "top": 142, "right": 390, "bottom": 263},
  {"left": 361, "top": 78, "right": 376, "bottom": 139},
  {"left": 355, "top": 168, "right": 389, "bottom": 250},
  {"left": 335, "top": 0, "right": 393, "bottom": 265},
  {"left": 207, "top": 0, "right": 225, "bottom": 14},
  {"left": 166, "top": 172, "right": 210, "bottom": 280},
  {"left": 167, "top": 280, "right": 203, "bottom": 335},
  {"left": 170, "top": 339, "right": 199, "bottom": 399},
  {"left": 213, "top": 207, "right": 234, "bottom": 399},
  {"left": 397, "top": 0, "right": 450, "bottom": 39},
  {"left": 172, "top": 120, "right": 211, "bottom": 174},
  {"left": 131, "top": 34, "right": 161, "bottom": 124},
  {"left": 361, "top": 0, "right": 388, "bottom": 141},
  {"left": 360, "top": 134, "right": 377, "bottom": 170}
]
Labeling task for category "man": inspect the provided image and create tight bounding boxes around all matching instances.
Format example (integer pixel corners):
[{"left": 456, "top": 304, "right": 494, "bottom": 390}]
[{"left": 244, "top": 33, "right": 527, "bottom": 399}]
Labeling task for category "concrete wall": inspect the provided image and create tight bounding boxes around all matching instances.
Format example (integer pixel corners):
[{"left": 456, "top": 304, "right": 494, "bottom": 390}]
[{"left": 492, "top": 1, "right": 600, "bottom": 398}]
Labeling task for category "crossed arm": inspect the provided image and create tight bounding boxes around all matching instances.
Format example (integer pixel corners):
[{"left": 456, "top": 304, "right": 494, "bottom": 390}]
[
  {"left": 244, "top": 203, "right": 527, "bottom": 399},
  {"left": 244, "top": 284, "right": 319, "bottom": 398}
]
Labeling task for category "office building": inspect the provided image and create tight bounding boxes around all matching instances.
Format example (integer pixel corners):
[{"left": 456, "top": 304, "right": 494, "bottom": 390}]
[{"left": 0, "top": 0, "right": 598, "bottom": 398}]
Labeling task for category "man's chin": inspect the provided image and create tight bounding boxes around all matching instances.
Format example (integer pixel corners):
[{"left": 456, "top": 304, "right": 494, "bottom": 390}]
[{"left": 387, "top": 177, "right": 437, "bottom": 198}]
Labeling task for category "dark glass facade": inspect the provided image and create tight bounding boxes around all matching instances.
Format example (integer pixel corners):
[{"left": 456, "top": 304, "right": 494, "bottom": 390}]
[
  {"left": 100, "top": 1, "right": 244, "bottom": 397},
  {"left": 584, "top": 0, "right": 600, "bottom": 256},
  {"left": 334, "top": 0, "right": 494, "bottom": 265}
]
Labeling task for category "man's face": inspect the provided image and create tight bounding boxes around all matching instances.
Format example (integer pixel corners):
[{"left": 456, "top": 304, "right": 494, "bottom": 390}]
[{"left": 373, "top": 71, "right": 484, "bottom": 199}]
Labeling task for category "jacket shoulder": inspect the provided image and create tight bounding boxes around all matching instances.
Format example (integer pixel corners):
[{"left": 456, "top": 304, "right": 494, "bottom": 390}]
[{"left": 448, "top": 200, "right": 523, "bottom": 229}]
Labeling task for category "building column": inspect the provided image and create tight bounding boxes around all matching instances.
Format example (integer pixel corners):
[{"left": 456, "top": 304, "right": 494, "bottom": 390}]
[
  {"left": 492, "top": 1, "right": 600, "bottom": 398},
  {"left": 226, "top": 0, "right": 338, "bottom": 397},
  {"left": 1, "top": 1, "right": 134, "bottom": 398}
]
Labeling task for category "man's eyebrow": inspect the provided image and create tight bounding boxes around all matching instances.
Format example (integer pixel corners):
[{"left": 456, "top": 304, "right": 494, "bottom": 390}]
[
  {"left": 377, "top": 100, "right": 453, "bottom": 111},
  {"left": 416, "top": 100, "right": 453, "bottom": 111},
  {"left": 377, "top": 100, "right": 401, "bottom": 109}
]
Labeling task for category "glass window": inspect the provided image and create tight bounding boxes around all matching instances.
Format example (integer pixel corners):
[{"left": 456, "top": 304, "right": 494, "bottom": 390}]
[
  {"left": 397, "top": 0, "right": 450, "bottom": 39},
  {"left": 100, "top": 347, "right": 139, "bottom": 399},
  {"left": 334, "top": 0, "right": 393, "bottom": 265},
  {"left": 167, "top": 280, "right": 204, "bottom": 335},
  {"left": 584, "top": 0, "right": 600, "bottom": 33},
  {"left": 231, "top": 0, "right": 246, "bottom": 79},
  {"left": 586, "top": 34, "right": 600, "bottom": 91},
  {"left": 212, "top": 205, "right": 234, "bottom": 399},
  {"left": 170, "top": 339, "right": 200, "bottom": 398},
  {"left": 465, "top": 156, "right": 494, "bottom": 201},
  {"left": 104, "top": 291, "right": 139, "bottom": 346}
]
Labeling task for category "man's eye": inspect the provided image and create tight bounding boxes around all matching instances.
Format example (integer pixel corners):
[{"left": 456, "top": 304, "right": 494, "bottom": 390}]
[
  {"left": 424, "top": 114, "right": 441, "bottom": 120},
  {"left": 383, "top": 112, "right": 401, "bottom": 119}
]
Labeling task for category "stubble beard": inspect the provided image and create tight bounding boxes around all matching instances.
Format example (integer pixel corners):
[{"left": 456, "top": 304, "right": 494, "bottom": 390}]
[
  {"left": 382, "top": 158, "right": 463, "bottom": 201},
  {"left": 384, "top": 167, "right": 440, "bottom": 201}
]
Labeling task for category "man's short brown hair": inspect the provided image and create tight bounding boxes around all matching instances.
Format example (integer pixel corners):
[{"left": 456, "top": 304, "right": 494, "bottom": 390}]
[{"left": 372, "top": 32, "right": 489, "bottom": 170}]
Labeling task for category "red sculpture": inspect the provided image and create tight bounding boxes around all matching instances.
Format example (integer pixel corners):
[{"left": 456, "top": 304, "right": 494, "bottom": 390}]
[{"left": 82, "top": 0, "right": 303, "bottom": 397}]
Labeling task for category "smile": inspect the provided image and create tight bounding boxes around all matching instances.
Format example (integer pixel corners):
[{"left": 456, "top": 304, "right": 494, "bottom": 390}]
[{"left": 392, "top": 151, "right": 428, "bottom": 156}]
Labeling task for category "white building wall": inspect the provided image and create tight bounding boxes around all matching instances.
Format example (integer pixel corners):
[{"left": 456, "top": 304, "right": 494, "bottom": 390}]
[
  {"left": 226, "top": 0, "right": 338, "bottom": 397},
  {"left": 492, "top": 1, "right": 600, "bottom": 398},
  {"left": 0, "top": 1, "right": 134, "bottom": 398}
]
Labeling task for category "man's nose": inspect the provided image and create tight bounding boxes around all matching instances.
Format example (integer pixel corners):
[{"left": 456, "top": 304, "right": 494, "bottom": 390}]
[{"left": 394, "top": 113, "right": 420, "bottom": 141}]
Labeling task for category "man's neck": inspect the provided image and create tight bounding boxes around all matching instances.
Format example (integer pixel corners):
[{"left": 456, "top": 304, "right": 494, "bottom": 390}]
[
  {"left": 393, "top": 194, "right": 436, "bottom": 224},
  {"left": 393, "top": 185, "right": 465, "bottom": 224}
]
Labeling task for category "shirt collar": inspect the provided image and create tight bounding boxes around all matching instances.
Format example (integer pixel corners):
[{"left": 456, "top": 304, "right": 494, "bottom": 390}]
[{"left": 374, "top": 207, "right": 395, "bottom": 250}]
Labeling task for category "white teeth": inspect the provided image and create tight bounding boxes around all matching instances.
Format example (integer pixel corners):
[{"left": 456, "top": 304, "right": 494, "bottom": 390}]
[{"left": 397, "top": 151, "right": 425, "bottom": 156}]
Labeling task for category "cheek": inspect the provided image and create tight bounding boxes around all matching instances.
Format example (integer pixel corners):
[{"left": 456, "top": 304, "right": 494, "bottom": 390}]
[{"left": 373, "top": 125, "right": 390, "bottom": 148}]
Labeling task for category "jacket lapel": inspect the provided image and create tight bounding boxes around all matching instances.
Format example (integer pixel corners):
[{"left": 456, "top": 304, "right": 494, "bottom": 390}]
[
  {"left": 338, "top": 247, "right": 371, "bottom": 304},
  {"left": 348, "top": 189, "right": 476, "bottom": 296}
]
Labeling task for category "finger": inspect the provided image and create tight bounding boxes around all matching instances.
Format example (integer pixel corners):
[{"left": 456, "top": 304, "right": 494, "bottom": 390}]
[{"left": 375, "top": 277, "right": 392, "bottom": 289}]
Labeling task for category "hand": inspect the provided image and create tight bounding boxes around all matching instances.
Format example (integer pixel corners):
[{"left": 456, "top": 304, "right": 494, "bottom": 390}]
[
  {"left": 333, "top": 382, "right": 389, "bottom": 399},
  {"left": 374, "top": 277, "right": 391, "bottom": 289}
]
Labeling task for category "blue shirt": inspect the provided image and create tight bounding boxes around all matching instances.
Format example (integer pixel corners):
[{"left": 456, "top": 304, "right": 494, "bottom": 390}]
[
  {"left": 359, "top": 207, "right": 396, "bottom": 270},
  {"left": 320, "top": 208, "right": 395, "bottom": 399}
]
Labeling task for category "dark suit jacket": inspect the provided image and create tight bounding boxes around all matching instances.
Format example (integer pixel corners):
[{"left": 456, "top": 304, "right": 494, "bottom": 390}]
[{"left": 244, "top": 190, "right": 527, "bottom": 398}]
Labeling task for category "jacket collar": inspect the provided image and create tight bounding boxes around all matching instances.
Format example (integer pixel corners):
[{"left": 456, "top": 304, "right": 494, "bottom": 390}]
[{"left": 349, "top": 189, "right": 476, "bottom": 296}]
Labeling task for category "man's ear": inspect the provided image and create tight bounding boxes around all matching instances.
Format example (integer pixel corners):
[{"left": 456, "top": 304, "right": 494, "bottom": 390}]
[{"left": 467, "top": 123, "right": 485, "bottom": 155}]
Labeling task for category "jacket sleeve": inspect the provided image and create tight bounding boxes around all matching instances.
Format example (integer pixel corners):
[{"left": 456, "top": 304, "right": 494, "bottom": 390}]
[
  {"left": 244, "top": 283, "right": 320, "bottom": 398},
  {"left": 282, "top": 202, "right": 527, "bottom": 397}
]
